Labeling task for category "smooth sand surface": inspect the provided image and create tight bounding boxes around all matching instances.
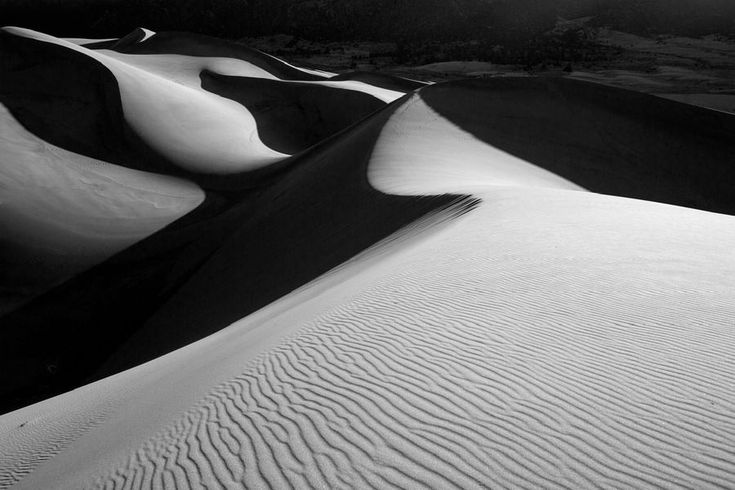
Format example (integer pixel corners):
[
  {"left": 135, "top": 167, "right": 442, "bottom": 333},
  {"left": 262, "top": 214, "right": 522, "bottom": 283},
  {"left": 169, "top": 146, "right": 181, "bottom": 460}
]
[
  {"left": 369, "top": 93, "right": 583, "bottom": 195},
  {"left": 4, "top": 27, "right": 288, "bottom": 173},
  {"left": 0, "top": 104, "right": 204, "bottom": 314}
]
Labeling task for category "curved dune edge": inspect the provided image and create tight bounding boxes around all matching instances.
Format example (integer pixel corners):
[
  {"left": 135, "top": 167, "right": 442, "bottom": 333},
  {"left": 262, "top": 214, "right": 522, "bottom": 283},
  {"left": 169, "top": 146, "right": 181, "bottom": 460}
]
[
  {"left": 201, "top": 72, "right": 387, "bottom": 154},
  {"left": 3, "top": 188, "right": 735, "bottom": 488},
  {"left": 2, "top": 27, "right": 735, "bottom": 489},
  {"left": 96, "top": 29, "right": 409, "bottom": 102},
  {"left": 368, "top": 92, "right": 583, "bottom": 195},
  {"left": 0, "top": 104, "right": 205, "bottom": 314},
  {"left": 0, "top": 94, "right": 459, "bottom": 415},
  {"left": 3, "top": 27, "right": 287, "bottom": 174},
  {"left": 96, "top": 49, "right": 404, "bottom": 105},
  {"left": 420, "top": 77, "right": 735, "bottom": 216}
]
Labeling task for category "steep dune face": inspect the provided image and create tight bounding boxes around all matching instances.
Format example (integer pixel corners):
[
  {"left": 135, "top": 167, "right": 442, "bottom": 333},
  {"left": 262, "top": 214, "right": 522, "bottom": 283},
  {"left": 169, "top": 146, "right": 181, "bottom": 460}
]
[
  {"left": 2, "top": 27, "right": 735, "bottom": 489},
  {"left": 369, "top": 92, "right": 583, "bottom": 195},
  {"left": 3, "top": 27, "right": 287, "bottom": 174},
  {"left": 0, "top": 28, "right": 409, "bottom": 187},
  {"left": 200, "top": 72, "right": 386, "bottom": 153},
  {"left": 0, "top": 103, "right": 204, "bottom": 314},
  {"left": 0, "top": 30, "right": 455, "bottom": 415},
  {"left": 420, "top": 77, "right": 735, "bottom": 215}
]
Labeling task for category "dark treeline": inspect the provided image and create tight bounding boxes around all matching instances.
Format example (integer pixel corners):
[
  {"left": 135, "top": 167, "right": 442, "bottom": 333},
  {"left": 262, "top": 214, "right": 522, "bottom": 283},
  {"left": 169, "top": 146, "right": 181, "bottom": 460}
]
[
  {"left": 1, "top": 0, "right": 733, "bottom": 67},
  {"left": 3, "top": 0, "right": 734, "bottom": 41}
]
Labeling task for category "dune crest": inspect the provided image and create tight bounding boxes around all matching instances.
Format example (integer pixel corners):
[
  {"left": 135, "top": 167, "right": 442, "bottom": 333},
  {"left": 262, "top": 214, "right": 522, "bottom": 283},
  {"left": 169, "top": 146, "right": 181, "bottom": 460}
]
[
  {"left": 4, "top": 27, "right": 287, "bottom": 174},
  {"left": 369, "top": 92, "right": 583, "bottom": 195},
  {"left": 2, "top": 27, "right": 735, "bottom": 490},
  {"left": 0, "top": 104, "right": 204, "bottom": 314}
]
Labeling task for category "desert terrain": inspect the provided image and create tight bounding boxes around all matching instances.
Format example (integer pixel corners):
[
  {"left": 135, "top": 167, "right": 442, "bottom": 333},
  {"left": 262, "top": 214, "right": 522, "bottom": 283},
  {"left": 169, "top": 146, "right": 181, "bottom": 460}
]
[{"left": 1, "top": 22, "right": 735, "bottom": 489}]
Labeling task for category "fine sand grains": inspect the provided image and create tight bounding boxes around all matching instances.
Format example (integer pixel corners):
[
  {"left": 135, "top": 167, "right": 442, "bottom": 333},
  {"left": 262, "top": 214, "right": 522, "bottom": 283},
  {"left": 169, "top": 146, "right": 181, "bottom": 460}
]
[{"left": 88, "top": 189, "right": 735, "bottom": 489}]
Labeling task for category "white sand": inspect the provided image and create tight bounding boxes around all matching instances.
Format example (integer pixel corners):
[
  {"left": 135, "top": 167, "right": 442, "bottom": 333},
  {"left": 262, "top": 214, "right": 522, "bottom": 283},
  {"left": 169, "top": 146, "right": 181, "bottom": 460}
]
[
  {"left": 139, "top": 28, "right": 156, "bottom": 42},
  {"left": 0, "top": 104, "right": 204, "bottom": 303},
  {"left": 63, "top": 37, "right": 118, "bottom": 45},
  {"left": 369, "top": 93, "right": 583, "bottom": 195},
  {"left": 3, "top": 27, "right": 288, "bottom": 173}
]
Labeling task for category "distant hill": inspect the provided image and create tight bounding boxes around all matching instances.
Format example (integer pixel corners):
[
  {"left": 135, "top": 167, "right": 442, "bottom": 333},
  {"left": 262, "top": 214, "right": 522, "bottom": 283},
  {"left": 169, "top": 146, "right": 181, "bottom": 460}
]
[{"left": 1, "top": 0, "right": 733, "bottom": 50}]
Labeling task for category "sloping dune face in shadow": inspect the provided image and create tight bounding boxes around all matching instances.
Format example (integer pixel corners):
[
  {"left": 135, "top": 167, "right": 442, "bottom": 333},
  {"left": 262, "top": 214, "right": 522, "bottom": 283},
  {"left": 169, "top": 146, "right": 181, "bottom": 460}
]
[
  {"left": 0, "top": 104, "right": 204, "bottom": 314},
  {"left": 2, "top": 27, "right": 735, "bottom": 490},
  {"left": 420, "top": 77, "right": 735, "bottom": 215}
]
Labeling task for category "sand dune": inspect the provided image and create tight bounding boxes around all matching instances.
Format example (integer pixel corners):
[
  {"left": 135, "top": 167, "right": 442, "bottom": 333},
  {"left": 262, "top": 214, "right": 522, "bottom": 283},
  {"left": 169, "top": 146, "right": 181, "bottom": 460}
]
[
  {"left": 3, "top": 27, "right": 288, "bottom": 173},
  {"left": 420, "top": 77, "right": 735, "bottom": 215},
  {"left": 2, "top": 27, "right": 735, "bottom": 489},
  {"left": 369, "top": 93, "right": 582, "bottom": 195},
  {"left": 0, "top": 104, "right": 204, "bottom": 315},
  {"left": 3, "top": 188, "right": 735, "bottom": 489}
]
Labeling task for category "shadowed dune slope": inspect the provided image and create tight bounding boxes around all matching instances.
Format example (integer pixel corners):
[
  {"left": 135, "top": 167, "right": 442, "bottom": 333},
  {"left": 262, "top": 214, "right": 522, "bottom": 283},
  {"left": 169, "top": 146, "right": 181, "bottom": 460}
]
[
  {"left": 0, "top": 94, "right": 465, "bottom": 414},
  {"left": 201, "top": 71, "right": 385, "bottom": 154},
  {"left": 0, "top": 30, "right": 149, "bottom": 173},
  {"left": 420, "top": 77, "right": 735, "bottom": 215},
  {"left": 0, "top": 104, "right": 204, "bottom": 316}
]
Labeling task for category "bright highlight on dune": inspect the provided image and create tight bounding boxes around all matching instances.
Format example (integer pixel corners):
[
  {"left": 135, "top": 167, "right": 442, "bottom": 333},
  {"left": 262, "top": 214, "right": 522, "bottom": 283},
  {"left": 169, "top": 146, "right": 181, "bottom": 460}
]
[{"left": 1, "top": 25, "right": 735, "bottom": 490}]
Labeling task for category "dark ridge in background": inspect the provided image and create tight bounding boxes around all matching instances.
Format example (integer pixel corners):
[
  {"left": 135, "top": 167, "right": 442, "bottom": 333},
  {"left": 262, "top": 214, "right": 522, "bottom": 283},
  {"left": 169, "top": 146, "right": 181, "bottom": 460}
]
[
  {"left": 1, "top": 0, "right": 733, "bottom": 46},
  {"left": 421, "top": 77, "right": 735, "bottom": 216},
  {"left": 330, "top": 72, "right": 427, "bottom": 92}
]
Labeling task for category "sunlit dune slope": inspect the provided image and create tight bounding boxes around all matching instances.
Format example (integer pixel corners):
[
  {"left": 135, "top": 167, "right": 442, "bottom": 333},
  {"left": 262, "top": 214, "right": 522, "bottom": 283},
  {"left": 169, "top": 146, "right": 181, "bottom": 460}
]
[
  {"left": 3, "top": 187, "right": 735, "bottom": 489},
  {"left": 2, "top": 27, "right": 735, "bottom": 490},
  {"left": 2, "top": 27, "right": 287, "bottom": 174},
  {"left": 0, "top": 28, "right": 409, "bottom": 188}
]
